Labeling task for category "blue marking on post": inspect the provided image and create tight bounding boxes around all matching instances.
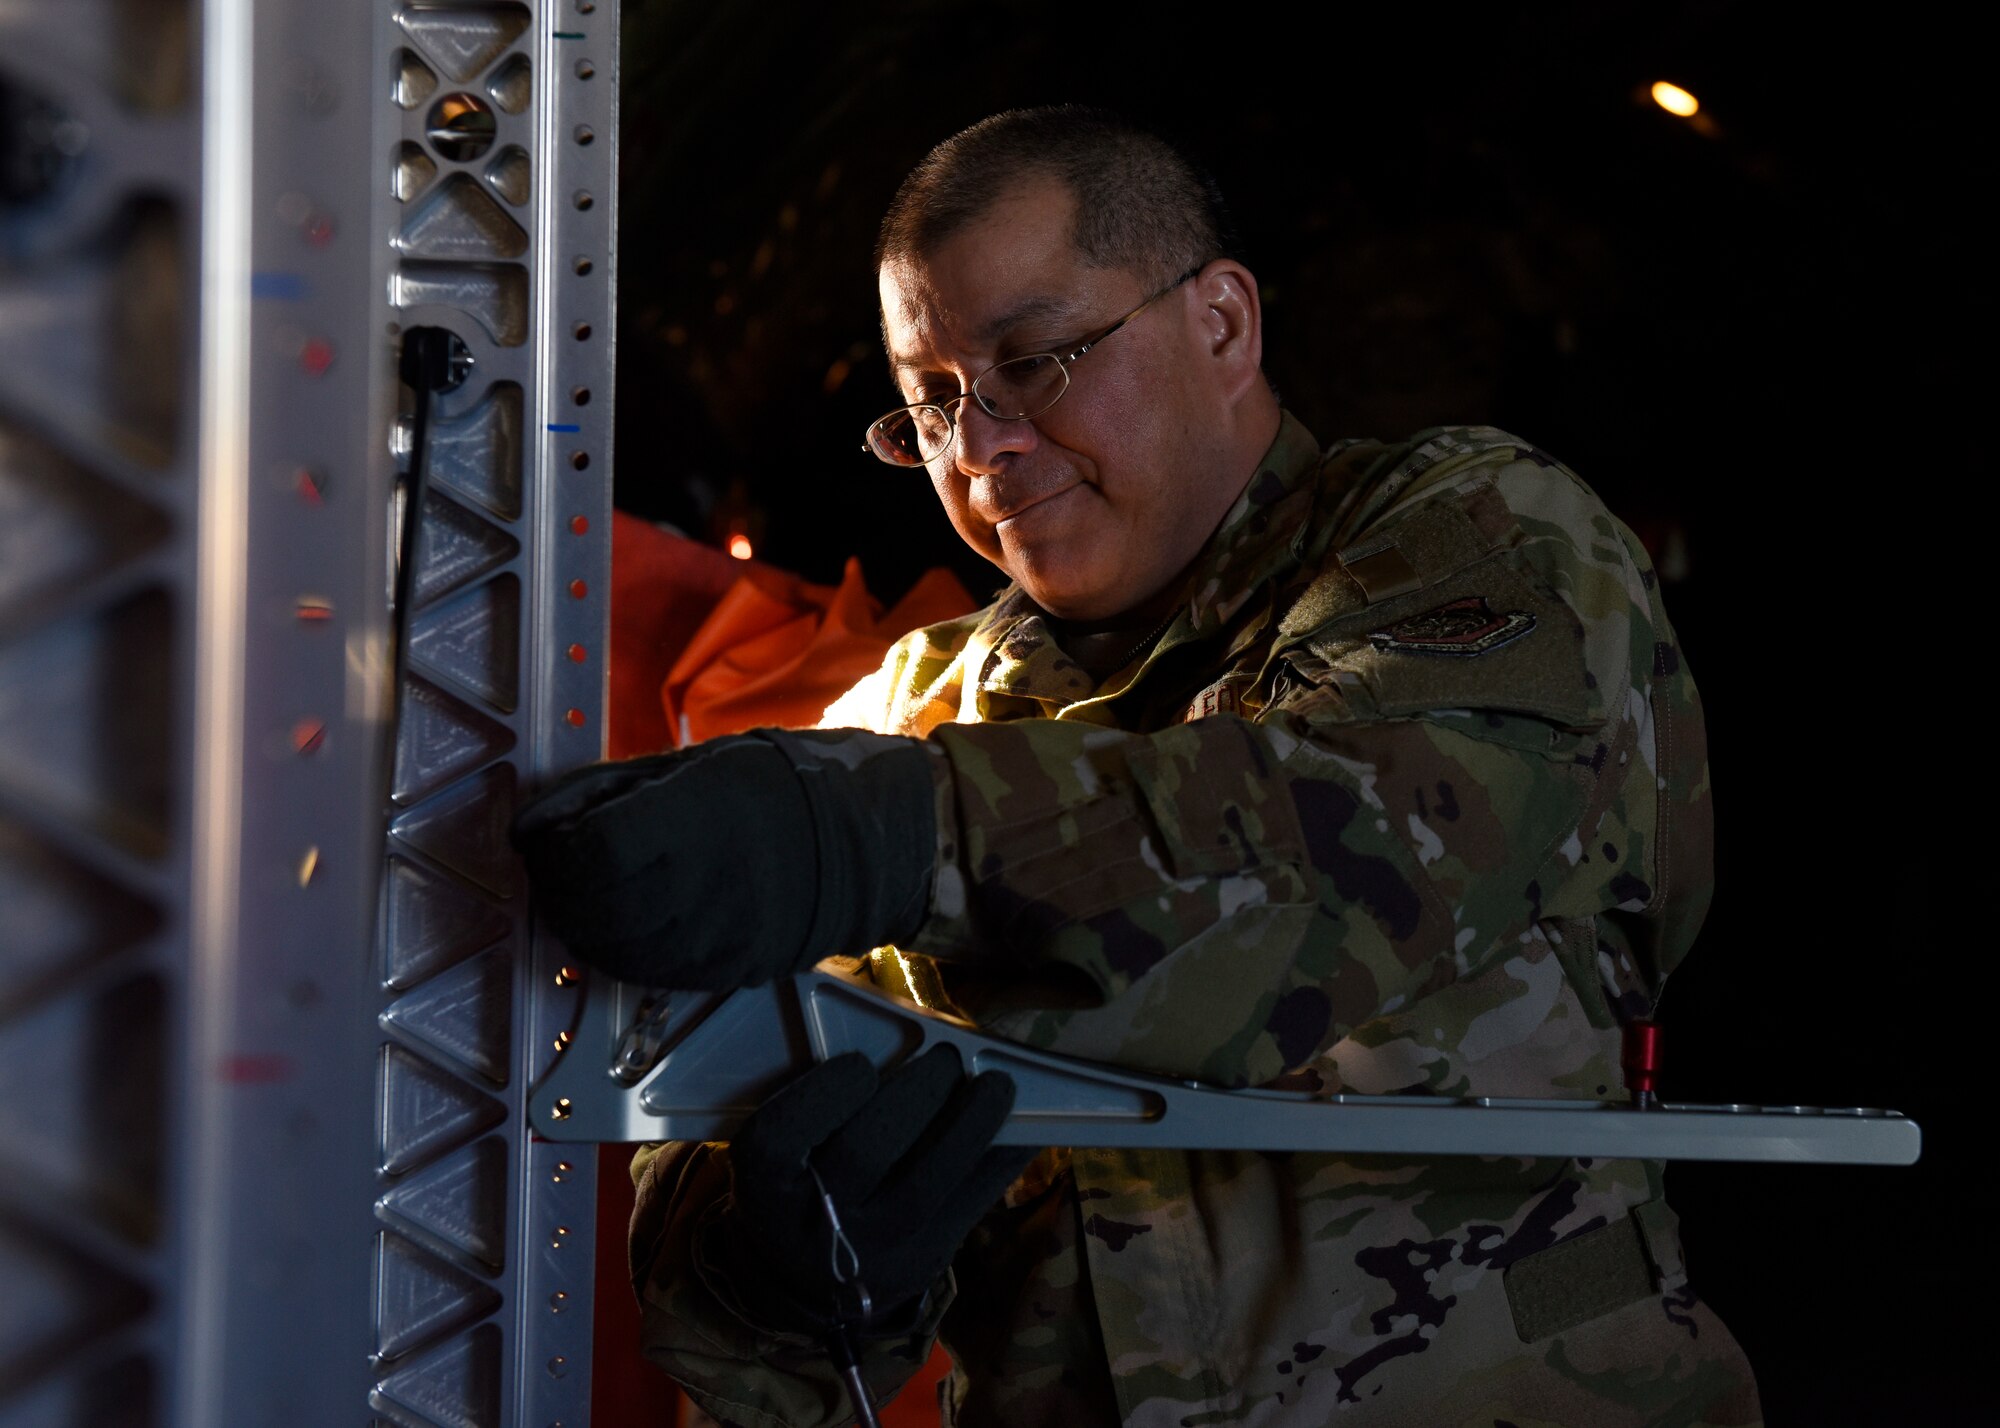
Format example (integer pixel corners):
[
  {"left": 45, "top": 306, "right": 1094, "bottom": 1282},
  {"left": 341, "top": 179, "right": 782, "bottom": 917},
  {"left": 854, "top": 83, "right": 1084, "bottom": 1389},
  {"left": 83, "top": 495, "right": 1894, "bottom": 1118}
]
[
  {"left": 547, "top": 423, "right": 581, "bottom": 433},
  {"left": 252, "top": 271, "right": 308, "bottom": 301}
]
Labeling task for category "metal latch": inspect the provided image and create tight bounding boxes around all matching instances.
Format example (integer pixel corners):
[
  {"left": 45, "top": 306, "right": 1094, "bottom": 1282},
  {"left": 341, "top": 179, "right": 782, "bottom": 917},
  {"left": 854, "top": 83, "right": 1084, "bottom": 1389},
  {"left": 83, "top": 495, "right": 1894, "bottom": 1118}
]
[{"left": 610, "top": 990, "right": 674, "bottom": 1085}]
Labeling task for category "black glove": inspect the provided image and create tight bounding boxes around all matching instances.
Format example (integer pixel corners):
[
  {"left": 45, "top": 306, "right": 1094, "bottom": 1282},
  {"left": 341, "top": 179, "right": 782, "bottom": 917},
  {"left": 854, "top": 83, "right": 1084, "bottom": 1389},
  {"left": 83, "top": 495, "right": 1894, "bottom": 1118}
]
[
  {"left": 511, "top": 728, "right": 935, "bottom": 989},
  {"left": 700, "top": 1046, "right": 1033, "bottom": 1336}
]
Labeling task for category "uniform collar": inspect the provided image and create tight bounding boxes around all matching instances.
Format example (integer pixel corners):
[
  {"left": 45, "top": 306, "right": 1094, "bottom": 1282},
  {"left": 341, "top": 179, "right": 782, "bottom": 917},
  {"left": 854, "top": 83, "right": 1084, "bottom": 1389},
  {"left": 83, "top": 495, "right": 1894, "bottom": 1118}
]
[{"left": 962, "top": 410, "right": 1327, "bottom": 715}]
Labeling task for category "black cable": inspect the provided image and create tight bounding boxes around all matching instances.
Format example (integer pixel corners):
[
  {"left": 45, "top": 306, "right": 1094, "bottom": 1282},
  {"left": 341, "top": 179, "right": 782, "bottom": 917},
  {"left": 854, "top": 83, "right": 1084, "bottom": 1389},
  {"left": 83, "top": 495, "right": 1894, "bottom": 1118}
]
[{"left": 388, "top": 326, "right": 461, "bottom": 786}]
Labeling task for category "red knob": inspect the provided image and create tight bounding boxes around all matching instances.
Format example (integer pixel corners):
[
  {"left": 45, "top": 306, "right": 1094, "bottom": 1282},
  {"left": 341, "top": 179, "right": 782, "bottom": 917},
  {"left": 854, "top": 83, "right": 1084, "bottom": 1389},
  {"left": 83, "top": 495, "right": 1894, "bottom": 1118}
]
[{"left": 1622, "top": 1020, "right": 1664, "bottom": 1101}]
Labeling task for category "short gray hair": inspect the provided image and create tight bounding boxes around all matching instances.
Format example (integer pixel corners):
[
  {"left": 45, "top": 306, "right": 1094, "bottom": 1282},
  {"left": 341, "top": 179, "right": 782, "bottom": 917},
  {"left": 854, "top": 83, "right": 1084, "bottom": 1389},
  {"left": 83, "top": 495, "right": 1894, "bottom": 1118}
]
[{"left": 875, "top": 106, "right": 1241, "bottom": 289}]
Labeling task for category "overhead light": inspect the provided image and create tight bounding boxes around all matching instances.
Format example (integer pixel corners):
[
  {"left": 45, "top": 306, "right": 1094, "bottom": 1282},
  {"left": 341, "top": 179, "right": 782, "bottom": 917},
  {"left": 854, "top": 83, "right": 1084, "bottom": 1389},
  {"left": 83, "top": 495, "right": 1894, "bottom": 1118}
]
[
  {"left": 1651, "top": 81, "right": 1700, "bottom": 118},
  {"left": 728, "top": 533, "right": 754, "bottom": 560}
]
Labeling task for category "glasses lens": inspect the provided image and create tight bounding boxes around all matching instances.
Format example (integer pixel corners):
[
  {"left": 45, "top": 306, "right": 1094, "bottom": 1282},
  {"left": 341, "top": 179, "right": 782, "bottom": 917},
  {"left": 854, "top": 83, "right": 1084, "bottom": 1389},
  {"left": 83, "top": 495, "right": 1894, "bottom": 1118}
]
[
  {"left": 867, "top": 406, "right": 954, "bottom": 466},
  {"left": 976, "top": 354, "right": 1068, "bottom": 420}
]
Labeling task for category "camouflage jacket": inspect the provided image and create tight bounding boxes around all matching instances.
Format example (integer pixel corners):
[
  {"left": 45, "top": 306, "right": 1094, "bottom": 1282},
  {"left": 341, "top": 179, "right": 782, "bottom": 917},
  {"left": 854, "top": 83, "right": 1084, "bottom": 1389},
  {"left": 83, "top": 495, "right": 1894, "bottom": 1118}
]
[{"left": 631, "top": 414, "right": 1762, "bottom": 1427}]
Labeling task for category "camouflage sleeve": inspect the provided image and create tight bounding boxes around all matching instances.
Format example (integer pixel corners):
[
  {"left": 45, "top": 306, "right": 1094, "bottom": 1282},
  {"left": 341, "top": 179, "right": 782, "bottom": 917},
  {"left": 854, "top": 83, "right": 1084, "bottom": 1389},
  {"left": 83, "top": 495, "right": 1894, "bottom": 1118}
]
[
  {"left": 907, "top": 453, "right": 1709, "bottom": 1087},
  {"left": 626, "top": 1141, "right": 949, "bottom": 1428},
  {"left": 820, "top": 611, "right": 985, "bottom": 737}
]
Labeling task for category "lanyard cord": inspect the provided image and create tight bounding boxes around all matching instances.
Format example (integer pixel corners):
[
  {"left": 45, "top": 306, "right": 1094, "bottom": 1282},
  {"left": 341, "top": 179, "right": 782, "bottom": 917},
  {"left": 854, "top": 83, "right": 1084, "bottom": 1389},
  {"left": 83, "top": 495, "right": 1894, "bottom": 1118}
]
[{"left": 810, "top": 1162, "right": 883, "bottom": 1428}]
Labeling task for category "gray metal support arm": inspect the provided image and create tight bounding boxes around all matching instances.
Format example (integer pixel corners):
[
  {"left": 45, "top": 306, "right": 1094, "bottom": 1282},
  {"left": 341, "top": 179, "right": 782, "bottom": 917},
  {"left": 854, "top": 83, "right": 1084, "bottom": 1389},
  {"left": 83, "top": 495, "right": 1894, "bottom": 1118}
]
[{"left": 529, "top": 970, "right": 1920, "bottom": 1166}]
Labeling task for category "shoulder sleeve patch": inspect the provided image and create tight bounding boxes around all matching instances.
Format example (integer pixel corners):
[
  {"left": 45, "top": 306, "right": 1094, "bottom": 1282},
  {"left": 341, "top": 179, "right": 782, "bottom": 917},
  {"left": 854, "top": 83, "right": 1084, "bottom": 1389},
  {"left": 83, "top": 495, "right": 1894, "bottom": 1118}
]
[
  {"left": 1273, "top": 473, "right": 1602, "bottom": 731},
  {"left": 1300, "top": 551, "right": 1602, "bottom": 730},
  {"left": 1368, "top": 596, "right": 1535, "bottom": 656}
]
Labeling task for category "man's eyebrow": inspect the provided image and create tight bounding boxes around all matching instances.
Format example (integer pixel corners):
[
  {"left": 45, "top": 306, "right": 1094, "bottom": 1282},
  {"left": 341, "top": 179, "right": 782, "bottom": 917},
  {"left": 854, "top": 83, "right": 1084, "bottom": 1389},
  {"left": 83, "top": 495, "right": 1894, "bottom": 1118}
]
[
  {"left": 975, "top": 292, "right": 1087, "bottom": 343},
  {"left": 888, "top": 293, "right": 1090, "bottom": 373}
]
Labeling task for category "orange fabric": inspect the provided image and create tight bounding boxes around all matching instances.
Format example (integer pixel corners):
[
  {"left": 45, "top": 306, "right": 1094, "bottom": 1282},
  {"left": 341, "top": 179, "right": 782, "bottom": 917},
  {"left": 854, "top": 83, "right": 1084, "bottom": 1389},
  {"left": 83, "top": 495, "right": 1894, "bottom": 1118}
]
[
  {"left": 609, "top": 509, "right": 976, "bottom": 754},
  {"left": 608, "top": 512, "right": 755, "bottom": 758},
  {"left": 663, "top": 556, "right": 974, "bottom": 746}
]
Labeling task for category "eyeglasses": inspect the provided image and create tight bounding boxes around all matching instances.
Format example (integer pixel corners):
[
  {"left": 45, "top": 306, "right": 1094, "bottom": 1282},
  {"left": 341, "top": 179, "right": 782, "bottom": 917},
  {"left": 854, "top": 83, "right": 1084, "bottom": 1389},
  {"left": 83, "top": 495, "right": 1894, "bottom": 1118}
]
[{"left": 861, "top": 265, "right": 1203, "bottom": 468}]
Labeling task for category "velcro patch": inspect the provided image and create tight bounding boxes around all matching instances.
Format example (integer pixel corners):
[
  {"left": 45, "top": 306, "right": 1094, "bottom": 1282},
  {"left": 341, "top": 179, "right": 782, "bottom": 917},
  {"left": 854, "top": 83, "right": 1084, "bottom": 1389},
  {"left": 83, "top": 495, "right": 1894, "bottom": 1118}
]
[{"left": 1367, "top": 596, "right": 1536, "bottom": 656}]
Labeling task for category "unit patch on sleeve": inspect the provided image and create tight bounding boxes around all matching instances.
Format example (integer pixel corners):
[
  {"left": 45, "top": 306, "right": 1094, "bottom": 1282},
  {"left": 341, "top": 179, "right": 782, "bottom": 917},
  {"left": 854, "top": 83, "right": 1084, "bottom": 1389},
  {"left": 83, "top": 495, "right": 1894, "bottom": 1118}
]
[{"left": 1367, "top": 596, "right": 1536, "bottom": 656}]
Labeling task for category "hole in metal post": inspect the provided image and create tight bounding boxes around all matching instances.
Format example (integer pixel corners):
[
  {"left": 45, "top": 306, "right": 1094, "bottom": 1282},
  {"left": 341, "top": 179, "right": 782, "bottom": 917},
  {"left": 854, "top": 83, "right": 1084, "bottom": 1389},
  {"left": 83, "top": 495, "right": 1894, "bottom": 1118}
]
[{"left": 425, "top": 92, "right": 496, "bottom": 162}]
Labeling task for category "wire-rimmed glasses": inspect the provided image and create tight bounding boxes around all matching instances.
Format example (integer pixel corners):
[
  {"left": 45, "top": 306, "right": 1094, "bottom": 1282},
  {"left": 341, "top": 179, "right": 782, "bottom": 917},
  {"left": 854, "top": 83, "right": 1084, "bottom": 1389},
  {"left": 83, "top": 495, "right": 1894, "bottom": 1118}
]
[{"left": 861, "top": 265, "right": 1203, "bottom": 467}]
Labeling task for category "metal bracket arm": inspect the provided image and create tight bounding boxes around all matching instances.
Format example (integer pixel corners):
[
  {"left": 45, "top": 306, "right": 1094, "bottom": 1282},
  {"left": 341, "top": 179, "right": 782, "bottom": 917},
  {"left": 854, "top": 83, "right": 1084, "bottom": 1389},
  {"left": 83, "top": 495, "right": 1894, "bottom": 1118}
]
[{"left": 529, "top": 970, "right": 1920, "bottom": 1166}]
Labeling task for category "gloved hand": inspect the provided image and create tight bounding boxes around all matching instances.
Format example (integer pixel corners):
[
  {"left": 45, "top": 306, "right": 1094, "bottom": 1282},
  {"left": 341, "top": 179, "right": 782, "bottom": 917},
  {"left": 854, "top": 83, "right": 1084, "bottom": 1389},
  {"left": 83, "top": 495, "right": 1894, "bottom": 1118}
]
[
  {"left": 511, "top": 728, "right": 935, "bottom": 989},
  {"left": 700, "top": 1045, "right": 1033, "bottom": 1336}
]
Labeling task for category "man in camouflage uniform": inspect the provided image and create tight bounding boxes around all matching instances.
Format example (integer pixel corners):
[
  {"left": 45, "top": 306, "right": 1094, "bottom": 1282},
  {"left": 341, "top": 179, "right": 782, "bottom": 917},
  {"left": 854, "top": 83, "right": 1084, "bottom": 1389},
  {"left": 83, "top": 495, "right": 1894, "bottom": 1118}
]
[{"left": 520, "top": 108, "right": 1761, "bottom": 1426}]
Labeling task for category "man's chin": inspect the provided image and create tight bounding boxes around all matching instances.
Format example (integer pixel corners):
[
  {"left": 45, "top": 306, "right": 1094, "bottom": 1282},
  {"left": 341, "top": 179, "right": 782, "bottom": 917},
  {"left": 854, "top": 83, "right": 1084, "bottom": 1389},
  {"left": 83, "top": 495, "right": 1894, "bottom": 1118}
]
[
  {"left": 1012, "top": 547, "right": 1192, "bottom": 626},
  {"left": 1000, "top": 540, "right": 1107, "bottom": 620},
  {"left": 1002, "top": 536, "right": 1154, "bottom": 623},
  {"left": 1014, "top": 570, "right": 1128, "bottom": 623}
]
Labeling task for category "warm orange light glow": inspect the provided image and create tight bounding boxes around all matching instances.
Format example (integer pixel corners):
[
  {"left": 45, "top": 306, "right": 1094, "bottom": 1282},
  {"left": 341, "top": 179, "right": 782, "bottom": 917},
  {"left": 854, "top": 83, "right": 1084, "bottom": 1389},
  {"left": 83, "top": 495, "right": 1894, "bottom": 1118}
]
[
  {"left": 1651, "top": 81, "right": 1700, "bottom": 117},
  {"left": 728, "top": 534, "right": 754, "bottom": 560}
]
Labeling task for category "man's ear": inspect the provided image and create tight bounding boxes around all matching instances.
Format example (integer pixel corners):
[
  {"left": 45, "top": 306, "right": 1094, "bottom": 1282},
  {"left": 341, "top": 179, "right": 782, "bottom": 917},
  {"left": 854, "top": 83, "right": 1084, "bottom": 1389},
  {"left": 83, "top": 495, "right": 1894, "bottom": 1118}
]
[{"left": 1192, "top": 259, "right": 1263, "bottom": 404}]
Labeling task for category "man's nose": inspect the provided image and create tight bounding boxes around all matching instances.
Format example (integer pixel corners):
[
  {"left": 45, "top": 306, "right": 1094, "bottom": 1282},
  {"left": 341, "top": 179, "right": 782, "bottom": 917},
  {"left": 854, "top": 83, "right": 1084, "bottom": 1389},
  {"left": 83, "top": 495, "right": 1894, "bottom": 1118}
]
[{"left": 953, "top": 397, "right": 1038, "bottom": 479}]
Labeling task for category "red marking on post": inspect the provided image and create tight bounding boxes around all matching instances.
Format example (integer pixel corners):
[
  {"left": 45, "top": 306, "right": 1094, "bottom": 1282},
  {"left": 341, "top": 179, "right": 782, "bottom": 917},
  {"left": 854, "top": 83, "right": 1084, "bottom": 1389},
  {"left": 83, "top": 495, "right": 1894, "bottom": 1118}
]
[
  {"left": 570, "top": 515, "right": 590, "bottom": 535},
  {"left": 220, "top": 1053, "right": 295, "bottom": 1084},
  {"left": 296, "top": 598, "right": 334, "bottom": 622},
  {"left": 569, "top": 579, "right": 588, "bottom": 599},
  {"left": 565, "top": 707, "right": 587, "bottom": 727},
  {"left": 300, "top": 338, "right": 335, "bottom": 376},
  {"left": 291, "top": 718, "right": 327, "bottom": 754},
  {"left": 567, "top": 643, "right": 587, "bottom": 663},
  {"left": 295, "top": 468, "right": 324, "bottom": 505}
]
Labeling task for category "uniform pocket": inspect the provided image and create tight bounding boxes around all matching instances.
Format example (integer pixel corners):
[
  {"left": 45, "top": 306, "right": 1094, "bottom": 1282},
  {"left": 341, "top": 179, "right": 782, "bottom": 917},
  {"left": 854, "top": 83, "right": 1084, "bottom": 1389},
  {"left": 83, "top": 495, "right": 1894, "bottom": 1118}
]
[{"left": 1503, "top": 1198, "right": 1682, "bottom": 1341}]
